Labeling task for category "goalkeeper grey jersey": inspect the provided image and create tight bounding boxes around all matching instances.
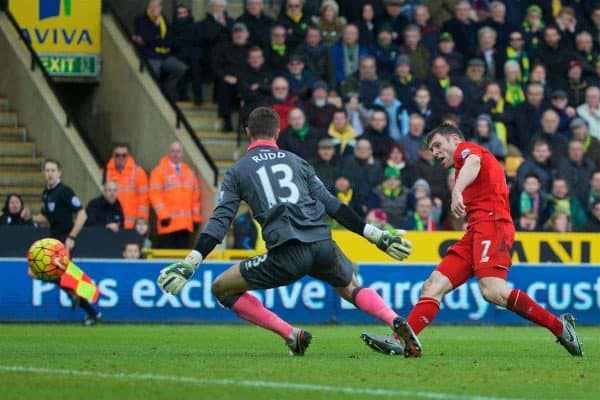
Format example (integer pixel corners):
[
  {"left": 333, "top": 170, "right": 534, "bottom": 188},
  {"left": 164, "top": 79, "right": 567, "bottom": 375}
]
[{"left": 203, "top": 141, "right": 343, "bottom": 250}]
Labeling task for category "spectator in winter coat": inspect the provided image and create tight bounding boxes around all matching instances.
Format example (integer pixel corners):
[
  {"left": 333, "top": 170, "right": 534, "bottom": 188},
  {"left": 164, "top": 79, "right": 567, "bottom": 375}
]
[
  {"left": 0, "top": 194, "right": 33, "bottom": 226},
  {"left": 85, "top": 181, "right": 124, "bottom": 232},
  {"left": 471, "top": 114, "right": 506, "bottom": 160},
  {"left": 133, "top": 0, "right": 187, "bottom": 101},
  {"left": 372, "top": 83, "right": 409, "bottom": 140},
  {"left": 278, "top": 108, "right": 322, "bottom": 161},
  {"left": 330, "top": 24, "right": 370, "bottom": 85},
  {"left": 236, "top": 0, "right": 274, "bottom": 49},
  {"left": 171, "top": 4, "right": 203, "bottom": 103}
]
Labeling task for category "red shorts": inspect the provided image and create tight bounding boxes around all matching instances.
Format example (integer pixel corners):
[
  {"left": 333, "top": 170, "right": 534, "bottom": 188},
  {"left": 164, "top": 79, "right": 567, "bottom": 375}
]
[{"left": 437, "top": 220, "right": 515, "bottom": 288}]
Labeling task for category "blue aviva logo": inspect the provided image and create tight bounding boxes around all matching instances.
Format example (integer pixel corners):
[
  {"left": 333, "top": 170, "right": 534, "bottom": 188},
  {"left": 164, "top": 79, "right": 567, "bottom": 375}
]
[{"left": 39, "top": 0, "right": 72, "bottom": 20}]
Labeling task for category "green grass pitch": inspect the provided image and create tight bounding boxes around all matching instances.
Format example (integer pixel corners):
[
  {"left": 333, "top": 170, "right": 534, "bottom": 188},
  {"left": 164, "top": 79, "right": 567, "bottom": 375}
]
[{"left": 0, "top": 324, "right": 597, "bottom": 399}]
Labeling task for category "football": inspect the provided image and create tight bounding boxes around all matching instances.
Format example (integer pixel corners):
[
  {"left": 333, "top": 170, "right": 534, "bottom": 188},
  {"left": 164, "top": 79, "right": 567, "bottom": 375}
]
[{"left": 27, "top": 238, "right": 70, "bottom": 281}]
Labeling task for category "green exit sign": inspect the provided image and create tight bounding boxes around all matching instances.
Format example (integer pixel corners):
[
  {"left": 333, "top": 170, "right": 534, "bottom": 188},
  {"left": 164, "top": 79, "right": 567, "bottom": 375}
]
[{"left": 39, "top": 54, "right": 99, "bottom": 77}]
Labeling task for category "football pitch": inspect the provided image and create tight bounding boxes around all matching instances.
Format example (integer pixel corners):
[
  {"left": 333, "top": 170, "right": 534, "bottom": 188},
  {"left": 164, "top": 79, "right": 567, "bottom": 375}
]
[{"left": 0, "top": 324, "right": 597, "bottom": 400}]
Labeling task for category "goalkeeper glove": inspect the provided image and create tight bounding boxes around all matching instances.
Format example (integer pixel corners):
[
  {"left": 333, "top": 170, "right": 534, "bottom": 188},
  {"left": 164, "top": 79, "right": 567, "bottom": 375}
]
[
  {"left": 157, "top": 250, "right": 203, "bottom": 295},
  {"left": 363, "top": 224, "right": 413, "bottom": 261}
]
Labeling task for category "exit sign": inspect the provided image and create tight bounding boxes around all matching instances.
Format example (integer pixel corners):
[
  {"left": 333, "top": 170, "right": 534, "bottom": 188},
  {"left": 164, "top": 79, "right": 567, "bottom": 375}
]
[{"left": 39, "top": 54, "right": 99, "bottom": 77}]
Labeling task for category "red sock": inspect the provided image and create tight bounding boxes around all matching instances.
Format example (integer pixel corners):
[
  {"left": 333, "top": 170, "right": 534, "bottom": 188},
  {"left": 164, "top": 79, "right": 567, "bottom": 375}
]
[
  {"left": 354, "top": 288, "right": 398, "bottom": 326},
  {"left": 407, "top": 297, "right": 440, "bottom": 335},
  {"left": 507, "top": 289, "right": 563, "bottom": 336},
  {"left": 231, "top": 293, "right": 294, "bottom": 339}
]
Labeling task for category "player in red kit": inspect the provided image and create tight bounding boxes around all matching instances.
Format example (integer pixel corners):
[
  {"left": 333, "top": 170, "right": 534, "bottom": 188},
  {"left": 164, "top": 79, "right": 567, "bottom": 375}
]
[{"left": 362, "top": 124, "right": 583, "bottom": 357}]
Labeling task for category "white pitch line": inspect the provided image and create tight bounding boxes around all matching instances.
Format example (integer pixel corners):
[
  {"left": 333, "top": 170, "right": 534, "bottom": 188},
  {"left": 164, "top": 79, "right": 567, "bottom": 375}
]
[{"left": 0, "top": 365, "right": 526, "bottom": 400}]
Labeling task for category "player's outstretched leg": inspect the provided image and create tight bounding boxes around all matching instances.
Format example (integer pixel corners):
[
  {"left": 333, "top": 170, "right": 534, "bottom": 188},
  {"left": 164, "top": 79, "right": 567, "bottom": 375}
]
[
  {"left": 337, "top": 282, "right": 421, "bottom": 357},
  {"left": 479, "top": 277, "right": 583, "bottom": 357},
  {"left": 212, "top": 263, "right": 311, "bottom": 356}
]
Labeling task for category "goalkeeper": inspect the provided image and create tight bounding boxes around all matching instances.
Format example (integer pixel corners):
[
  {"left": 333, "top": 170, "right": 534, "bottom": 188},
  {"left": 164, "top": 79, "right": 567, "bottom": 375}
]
[{"left": 158, "top": 107, "right": 420, "bottom": 357}]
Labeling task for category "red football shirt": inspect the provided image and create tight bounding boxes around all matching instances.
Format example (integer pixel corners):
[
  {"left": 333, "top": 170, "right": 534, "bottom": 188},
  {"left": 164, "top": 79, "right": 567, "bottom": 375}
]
[{"left": 453, "top": 141, "right": 512, "bottom": 224}]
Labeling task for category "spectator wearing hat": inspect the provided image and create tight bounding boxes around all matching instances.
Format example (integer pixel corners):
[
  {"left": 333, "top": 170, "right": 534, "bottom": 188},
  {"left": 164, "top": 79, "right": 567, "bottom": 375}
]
[
  {"left": 557, "top": 139, "right": 596, "bottom": 204},
  {"left": 278, "top": 108, "right": 322, "bottom": 161},
  {"left": 433, "top": 32, "right": 463, "bottom": 76},
  {"left": 413, "top": 4, "right": 440, "bottom": 53},
  {"left": 358, "top": 108, "right": 394, "bottom": 160},
  {"left": 295, "top": 26, "right": 332, "bottom": 83},
  {"left": 549, "top": 89, "right": 576, "bottom": 137},
  {"left": 530, "top": 109, "right": 569, "bottom": 165},
  {"left": 198, "top": 0, "right": 234, "bottom": 83},
  {"left": 566, "top": 59, "right": 590, "bottom": 107},
  {"left": 372, "top": 23, "right": 402, "bottom": 80},
  {"left": 133, "top": 0, "right": 187, "bottom": 102},
  {"left": 442, "top": 1, "right": 477, "bottom": 57},
  {"left": 521, "top": 5, "right": 544, "bottom": 55},
  {"left": 312, "top": 0, "right": 347, "bottom": 47},
  {"left": 212, "top": 21, "right": 250, "bottom": 132},
  {"left": 236, "top": 0, "right": 274, "bottom": 49},
  {"left": 283, "top": 54, "right": 316, "bottom": 100},
  {"left": 495, "top": 29, "right": 531, "bottom": 82},
  {"left": 331, "top": 24, "right": 370, "bottom": 86},
  {"left": 391, "top": 54, "right": 422, "bottom": 108},
  {"left": 399, "top": 24, "right": 432, "bottom": 81},
  {"left": 328, "top": 108, "right": 358, "bottom": 158},
  {"left": 357, "top": 2, "right": 378, "bottom": 48},
  {"left": 577, "top": 86, "right": 600, "bottom": 140},
  {"left": 365, "top": 208, "right": 395, "bottom": 231},
  {"left": 310, "top": 137, "right": 341, "bottom": 194},
  {"left": 399, "top": 113, "right": 426, "bottom": 164},
  {"left": 462, "top": 58, "right": 487, "bottom": 102},
  {"left": 340, "top": 55, "right": 380, "bottom": 109},
  {"left": 265, "top": 24, "right": 291, "bottom": 74},
  {"left": 239, "top": 46, "right": 273, "bottom": 124},
  {"left": 535, "top": 25, "right": 574, "bottom": 90},
  {"left": 276, "top": 0, "right": 311, "bottom": 49},
  {"left": 380, "top": 0, "right": 410, "bottom": 46},
  {"left": 368, "top": 165, "right": 409, "bottom": 228},
  {"left": 373, "top": 83, "right": 409, "bottom": 140},
  {"left": 304, "top": 80, "right": 337, "bottom": 134},
  {"left": 472, "top": 114, "right": 506, "bottom": 160},
  {"left": 571, "top": 117, "right": 600, "bottom": 168}
]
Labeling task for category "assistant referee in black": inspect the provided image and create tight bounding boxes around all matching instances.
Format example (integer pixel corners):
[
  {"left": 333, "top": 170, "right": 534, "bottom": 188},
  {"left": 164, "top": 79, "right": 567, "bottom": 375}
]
[{"left": 33, "top": 159, "right": 87, "bottom": 250}]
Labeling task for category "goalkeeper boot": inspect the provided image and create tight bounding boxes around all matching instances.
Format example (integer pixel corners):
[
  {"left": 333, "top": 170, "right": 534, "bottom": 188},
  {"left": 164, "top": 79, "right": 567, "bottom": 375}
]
[
  {"left": 556, "top": 313, "right": 583, "bottom": 356},
  {"left": 286, "top": 328, "right": 312, "bottom": 356},
  {"left": 392, "top": 317, "right": 422, "bottom": 358},
  {"left": 361, "top": 333, "right": 405, "bottom": 356}
]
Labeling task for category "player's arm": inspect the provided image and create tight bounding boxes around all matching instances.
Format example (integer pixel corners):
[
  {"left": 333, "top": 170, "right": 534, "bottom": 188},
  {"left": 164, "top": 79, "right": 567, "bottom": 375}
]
[
  {"left": 452, "top": 154, "right": 481, "bottom": 218},
  {"left": 158, "top": 171, "right": 241, "bottom": 294},
  {"left": 305, "top": 163, "right": 412, "bottom": 261}
]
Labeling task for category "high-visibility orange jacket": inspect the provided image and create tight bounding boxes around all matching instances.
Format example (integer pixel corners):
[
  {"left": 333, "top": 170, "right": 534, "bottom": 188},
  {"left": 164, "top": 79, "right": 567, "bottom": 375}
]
[
  {"left": 149, "top": 156, "right": 201, "bottom": 234},
  {"left": 104, "top": 157, "right": 149, "bottom": 229}
]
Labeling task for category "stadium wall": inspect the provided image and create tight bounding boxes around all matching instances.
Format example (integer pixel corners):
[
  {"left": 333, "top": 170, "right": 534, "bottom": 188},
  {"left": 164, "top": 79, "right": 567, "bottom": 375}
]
[{"left": 2, "top": 259, "right": 599, "bottom": 325}]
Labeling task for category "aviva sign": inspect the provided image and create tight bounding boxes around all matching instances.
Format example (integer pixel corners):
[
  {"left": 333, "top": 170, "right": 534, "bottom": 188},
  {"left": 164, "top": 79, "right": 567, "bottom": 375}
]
[{"left": 9, "top": 0, "right": 101, "bottom": 77}]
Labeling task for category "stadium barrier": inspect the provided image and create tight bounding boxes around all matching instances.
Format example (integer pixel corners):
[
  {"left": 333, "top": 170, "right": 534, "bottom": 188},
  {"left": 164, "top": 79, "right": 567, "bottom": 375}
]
[{"left": 2, "top": 259, "right": 600, "bottom": 325}]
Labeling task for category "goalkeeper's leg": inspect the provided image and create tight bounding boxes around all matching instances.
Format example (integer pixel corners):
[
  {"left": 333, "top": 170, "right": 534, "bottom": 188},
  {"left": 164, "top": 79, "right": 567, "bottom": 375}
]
[{"left": 212, "top": 262, "right": 302, "bottom": 350}]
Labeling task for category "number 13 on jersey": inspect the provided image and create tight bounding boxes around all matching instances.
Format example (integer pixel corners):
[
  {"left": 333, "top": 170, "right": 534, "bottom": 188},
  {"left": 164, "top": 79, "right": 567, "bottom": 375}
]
[{"left": 256, "top": 163, "right": 300, "bottom": 207}]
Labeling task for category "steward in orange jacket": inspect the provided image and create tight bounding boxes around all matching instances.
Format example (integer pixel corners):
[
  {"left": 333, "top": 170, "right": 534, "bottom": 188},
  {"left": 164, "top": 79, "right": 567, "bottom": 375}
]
[
  {"left": 149, "top": 142, "right": 201, "bottom": 248},
  {"left": 103, "top": 145, "right": 149, "bottom": 229}
]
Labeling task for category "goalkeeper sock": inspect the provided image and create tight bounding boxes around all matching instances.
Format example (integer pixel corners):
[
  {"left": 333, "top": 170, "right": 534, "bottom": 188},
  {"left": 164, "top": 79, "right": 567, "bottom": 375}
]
[
  {"left": 407, "top": 297, "right": 440, "bottom": 335},
  {"left": 507, "top": 289, "right": 563, "bottom": 336},
  {"left": 79, "top": 298, "right": 98, "bottom": 317},
  {"left": 230, "top": 292, "right": 294, "bottom": 339},
  {"left": 352, "top": 287, "right": 397, "bottom": 326}
]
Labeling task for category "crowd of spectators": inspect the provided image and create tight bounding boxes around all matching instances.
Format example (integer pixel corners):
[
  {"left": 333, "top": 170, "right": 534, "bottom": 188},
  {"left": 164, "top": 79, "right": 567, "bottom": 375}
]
[{"left": 4, "top": 0, "right": 600, "bottom": 257}]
